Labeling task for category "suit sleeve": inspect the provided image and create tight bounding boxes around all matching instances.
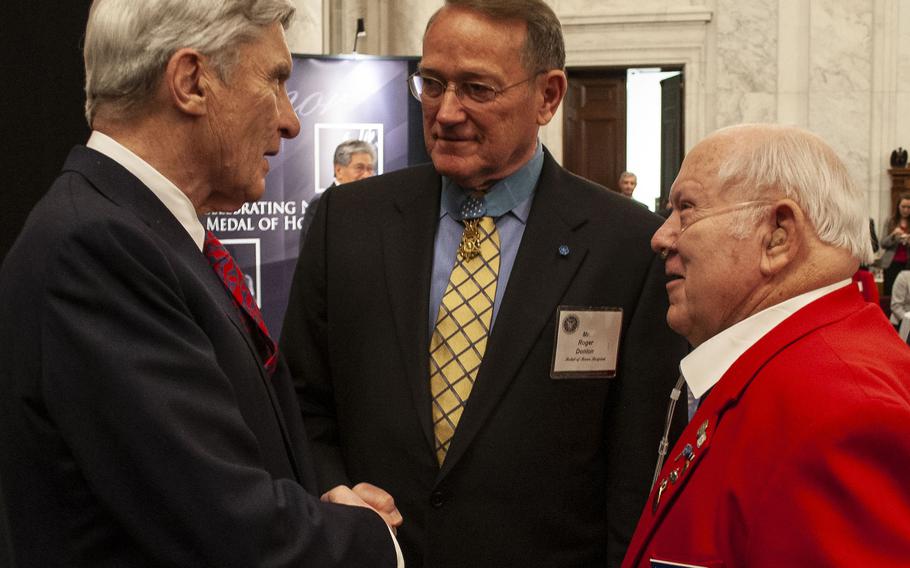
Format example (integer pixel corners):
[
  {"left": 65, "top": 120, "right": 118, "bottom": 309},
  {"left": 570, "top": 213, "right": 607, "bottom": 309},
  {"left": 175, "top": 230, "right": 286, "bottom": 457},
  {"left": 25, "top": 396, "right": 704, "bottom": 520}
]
[
  {"left": 881, "top": 219, "right": 902, "bottom": 249},
  {"left": 604, "top": 251, "right": 689, "bottom": 567},
  {"left": 42, "top": 218, "right": 394, "bottom": 567},
  {"left": 748, "top": 398, "right": 910, "bottom": 564},
  {"left": 280, "top": 186, "right": 351, "bottom": 492}
]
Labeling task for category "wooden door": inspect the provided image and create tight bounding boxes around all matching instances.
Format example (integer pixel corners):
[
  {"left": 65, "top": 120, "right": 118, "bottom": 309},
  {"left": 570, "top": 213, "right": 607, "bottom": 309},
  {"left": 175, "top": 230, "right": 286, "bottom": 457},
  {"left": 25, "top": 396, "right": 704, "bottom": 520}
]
[
  {"left": 563, "top": 70, "right": 627, "bottom": 191},
  {"left": 660, "top": 73, "right": 684, "bottom": 208}
]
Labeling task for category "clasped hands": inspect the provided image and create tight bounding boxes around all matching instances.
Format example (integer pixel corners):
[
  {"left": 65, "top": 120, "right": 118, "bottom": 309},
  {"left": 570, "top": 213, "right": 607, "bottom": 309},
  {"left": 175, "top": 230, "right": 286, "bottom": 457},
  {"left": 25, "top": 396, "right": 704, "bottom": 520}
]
[{"left": 322, "top": 482, "right": 403, "bottom": 533}]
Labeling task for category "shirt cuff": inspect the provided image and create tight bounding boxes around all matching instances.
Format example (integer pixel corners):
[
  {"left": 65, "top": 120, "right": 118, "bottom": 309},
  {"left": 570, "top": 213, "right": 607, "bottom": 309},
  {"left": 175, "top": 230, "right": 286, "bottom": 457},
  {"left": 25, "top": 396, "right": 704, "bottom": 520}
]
[{"left": 388, "top": 525, "right": 405, "bottom": 567}]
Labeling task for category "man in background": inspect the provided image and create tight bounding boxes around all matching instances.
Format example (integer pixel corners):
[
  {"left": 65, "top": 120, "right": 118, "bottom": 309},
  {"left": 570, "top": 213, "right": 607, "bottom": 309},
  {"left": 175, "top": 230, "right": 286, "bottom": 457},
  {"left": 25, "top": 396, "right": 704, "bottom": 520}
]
[
  {"left": 300, "top": 139, "right": 376, "bottom": 243},
  {"left": 281, "top": 0, "right": 687, "bottom": 566},
  {"left": 0, "top": 1, "right": 401, "bottom": 565},
  {"left": 618, "top": 170, "right": 638, "bottom": 198},
  {"left": 624, "top": 124, "right": 910, "bottom": 566}
]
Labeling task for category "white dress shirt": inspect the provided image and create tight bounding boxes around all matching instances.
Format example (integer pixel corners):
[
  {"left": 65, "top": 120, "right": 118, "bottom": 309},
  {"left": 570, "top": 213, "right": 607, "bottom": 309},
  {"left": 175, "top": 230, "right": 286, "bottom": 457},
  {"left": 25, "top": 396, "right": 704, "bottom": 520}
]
[
  {"left": 86, "top": 131, "right": 205, "bottom": 250},
  {"left": 681, "top": 279, "right": 853, "bottom": 399}
]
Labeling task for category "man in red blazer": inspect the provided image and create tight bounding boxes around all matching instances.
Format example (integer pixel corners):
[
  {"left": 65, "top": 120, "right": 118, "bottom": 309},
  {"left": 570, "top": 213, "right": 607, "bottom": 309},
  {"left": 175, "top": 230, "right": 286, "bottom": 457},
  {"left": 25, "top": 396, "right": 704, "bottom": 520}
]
[{"left": 623, "top": 124, "right": 910, "bottom": 567}]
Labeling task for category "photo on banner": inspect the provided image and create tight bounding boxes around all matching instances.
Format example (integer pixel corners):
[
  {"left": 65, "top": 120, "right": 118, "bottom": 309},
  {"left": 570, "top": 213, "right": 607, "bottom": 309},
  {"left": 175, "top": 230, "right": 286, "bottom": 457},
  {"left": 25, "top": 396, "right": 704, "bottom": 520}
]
[
  {"left": 205, "top": 55, "right": 426, "bottom": 337},
  {"left": 314, "top": 122, "right": 384, "bottom": 193}
]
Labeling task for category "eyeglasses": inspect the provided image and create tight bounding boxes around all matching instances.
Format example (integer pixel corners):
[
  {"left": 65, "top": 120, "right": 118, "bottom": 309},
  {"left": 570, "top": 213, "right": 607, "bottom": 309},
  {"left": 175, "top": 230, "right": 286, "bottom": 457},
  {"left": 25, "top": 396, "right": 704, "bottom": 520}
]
[
  {"left": 407, "top": 72, "right": 540, "bottom": 106},
  {"left": 346, "top": 163, "right": 374, "bottom": 174},
  {"left": 659, "top": 200, "right": 773, "bottom": 259}
]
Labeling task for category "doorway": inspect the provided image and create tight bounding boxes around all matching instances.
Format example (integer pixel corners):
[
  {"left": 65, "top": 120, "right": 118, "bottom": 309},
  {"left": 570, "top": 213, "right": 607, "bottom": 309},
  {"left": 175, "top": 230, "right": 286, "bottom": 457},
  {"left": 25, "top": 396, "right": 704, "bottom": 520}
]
[{"left": 563, "top": 66, "right": 684, "bottom": 211}]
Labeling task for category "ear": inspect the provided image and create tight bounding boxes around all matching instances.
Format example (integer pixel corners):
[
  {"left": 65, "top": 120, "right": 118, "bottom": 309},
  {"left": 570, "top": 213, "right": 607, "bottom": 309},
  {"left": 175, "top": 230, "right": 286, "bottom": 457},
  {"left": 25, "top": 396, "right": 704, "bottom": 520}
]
[
  {"left": 163, "top": 48, "right": 211, "bottom": 117},
  {"left": 536, "top": 69, "right": 567, "bottom": 126},
  {"left": 334, "top": 164, "right": 344, "bottom": 179},
  {"left": 759, "top": 199, "right": 804, "bottom": 277}
]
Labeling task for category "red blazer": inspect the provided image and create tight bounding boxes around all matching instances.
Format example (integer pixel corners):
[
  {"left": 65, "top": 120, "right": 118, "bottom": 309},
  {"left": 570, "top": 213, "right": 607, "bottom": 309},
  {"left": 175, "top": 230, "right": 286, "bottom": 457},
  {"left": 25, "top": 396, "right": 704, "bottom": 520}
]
[
  {"left": 623, "top": 285, "right": 910, "bottom": 567},
  {"left": 852, "top": 268, "right": 879, "bottom": 305}
]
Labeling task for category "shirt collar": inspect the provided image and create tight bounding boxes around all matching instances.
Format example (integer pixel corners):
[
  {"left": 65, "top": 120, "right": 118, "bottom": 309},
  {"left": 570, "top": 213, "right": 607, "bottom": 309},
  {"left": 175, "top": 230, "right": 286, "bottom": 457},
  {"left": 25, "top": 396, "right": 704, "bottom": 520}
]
[
  {"left": 681, "top": 279, "right": 853, "bottom": 398},
  {"left": 439, "top": 142, "right": 543, "bottom": 223},
  {"left": 86, "top": 131, "right": 205, "bottom": 251}
]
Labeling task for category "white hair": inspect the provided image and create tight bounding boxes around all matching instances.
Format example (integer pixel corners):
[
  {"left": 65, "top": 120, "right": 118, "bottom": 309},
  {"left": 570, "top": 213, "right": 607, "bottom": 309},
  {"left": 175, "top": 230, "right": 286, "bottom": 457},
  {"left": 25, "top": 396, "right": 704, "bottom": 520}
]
[
  {"left": 84, "top": 0, "right": 295, "bottom": 125},
  {"left": 333, "top": 139, "right": 377, "bottom": 166},
  {"left": 715, "top": 124, "right": 872, "bottom": 264}
]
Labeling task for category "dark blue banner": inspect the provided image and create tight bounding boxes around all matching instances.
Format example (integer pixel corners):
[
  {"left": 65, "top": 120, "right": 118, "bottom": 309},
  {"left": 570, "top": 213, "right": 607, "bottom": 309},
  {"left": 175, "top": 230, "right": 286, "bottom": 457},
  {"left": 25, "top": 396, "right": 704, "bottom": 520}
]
[{"left": 206, "top": 54, "right": 424, "bottom": 338}]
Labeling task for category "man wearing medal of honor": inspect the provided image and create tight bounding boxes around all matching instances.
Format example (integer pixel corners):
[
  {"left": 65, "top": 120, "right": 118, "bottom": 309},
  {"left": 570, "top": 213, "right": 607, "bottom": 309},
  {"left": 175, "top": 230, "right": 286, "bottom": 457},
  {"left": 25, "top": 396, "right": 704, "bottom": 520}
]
[
  {"left": 622, "top": 124, "right": 910, "bottom": 567},
  {"left": 280, "top": 0, "right": 687, "bottom": 566},
  {"left": 0, "top": 0, "right": 405, "bottom": 566}
]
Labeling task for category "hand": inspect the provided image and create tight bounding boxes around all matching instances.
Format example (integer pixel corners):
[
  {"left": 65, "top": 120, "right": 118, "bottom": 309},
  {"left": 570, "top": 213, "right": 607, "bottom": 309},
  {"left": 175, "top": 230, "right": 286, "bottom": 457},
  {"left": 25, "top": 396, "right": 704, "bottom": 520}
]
[{"left": 322, "top": 483, "right": 403, "bottom": 532}]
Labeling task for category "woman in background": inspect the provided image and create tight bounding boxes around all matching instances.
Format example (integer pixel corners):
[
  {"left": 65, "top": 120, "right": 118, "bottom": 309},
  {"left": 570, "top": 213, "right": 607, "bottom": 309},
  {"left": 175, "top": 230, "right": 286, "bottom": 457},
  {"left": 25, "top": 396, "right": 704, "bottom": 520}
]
[{"left": 881, "top": 192, "right": 910, "bottom": 296}]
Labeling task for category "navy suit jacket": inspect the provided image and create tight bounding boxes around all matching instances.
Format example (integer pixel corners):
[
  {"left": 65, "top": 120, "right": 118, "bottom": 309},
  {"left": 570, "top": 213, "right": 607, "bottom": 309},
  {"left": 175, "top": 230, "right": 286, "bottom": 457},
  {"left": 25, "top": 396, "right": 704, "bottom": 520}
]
[
  {"left": 0, "top": 146, "right": 395, "bottom": 567},
  {"left": 281, "top": 151, "right": 688, "bottom": 567}
]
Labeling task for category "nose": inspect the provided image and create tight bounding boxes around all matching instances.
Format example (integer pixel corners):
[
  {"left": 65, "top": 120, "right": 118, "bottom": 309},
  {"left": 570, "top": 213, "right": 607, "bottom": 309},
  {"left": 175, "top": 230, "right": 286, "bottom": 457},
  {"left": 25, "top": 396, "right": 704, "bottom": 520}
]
[
  {"left": 434, "top": 86, "right": 467, "bottom": 125},
  {"left": 278, "top": 86, "right": 301, "bottom": 139},
  {"left": 651, "top": 213, "right": 679, "bottom": 257}
]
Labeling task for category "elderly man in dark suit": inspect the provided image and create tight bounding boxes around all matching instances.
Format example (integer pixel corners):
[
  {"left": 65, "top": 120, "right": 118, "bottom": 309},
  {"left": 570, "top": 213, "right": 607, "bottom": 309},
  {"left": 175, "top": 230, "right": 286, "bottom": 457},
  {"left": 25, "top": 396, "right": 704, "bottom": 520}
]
[
  {"left": 280, "top": 1, "right": 687, "bottom": 566},
  {"left": 0, "top": 1, "right": 402, "bottom": 566}
]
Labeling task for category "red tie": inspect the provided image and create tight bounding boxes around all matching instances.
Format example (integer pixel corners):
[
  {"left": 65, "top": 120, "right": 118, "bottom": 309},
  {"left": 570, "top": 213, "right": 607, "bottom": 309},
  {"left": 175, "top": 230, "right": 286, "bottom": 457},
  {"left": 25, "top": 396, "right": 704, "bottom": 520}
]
[{"left": 203, "top": 230, "right": 278, "bottom": 376}]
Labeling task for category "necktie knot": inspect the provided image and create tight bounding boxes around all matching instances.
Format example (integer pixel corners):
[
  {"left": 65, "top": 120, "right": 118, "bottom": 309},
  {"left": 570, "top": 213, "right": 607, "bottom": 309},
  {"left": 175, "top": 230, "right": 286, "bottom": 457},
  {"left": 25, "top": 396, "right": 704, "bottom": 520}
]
[{"left": 460, "top": 193, "right": 487, "bottom": 220}]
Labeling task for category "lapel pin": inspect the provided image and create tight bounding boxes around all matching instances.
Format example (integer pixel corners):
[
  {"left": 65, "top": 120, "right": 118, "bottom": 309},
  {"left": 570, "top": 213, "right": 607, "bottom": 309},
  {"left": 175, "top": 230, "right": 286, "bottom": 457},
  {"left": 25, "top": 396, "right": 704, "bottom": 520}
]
[
  {"left": 669, "top": 468, "right": 680, "bottom": 484},
  {"left": 675, "top": 443, "right": 694, "bottom": 462},
  {"left": 558, "top": 244, "right": 570, "bottom": 257},
  {"left": 652, "top": 477, "right": 669, "bottom": 513},
  {"left": 696, "top": 420, "right": 709, "bottom": 448}
]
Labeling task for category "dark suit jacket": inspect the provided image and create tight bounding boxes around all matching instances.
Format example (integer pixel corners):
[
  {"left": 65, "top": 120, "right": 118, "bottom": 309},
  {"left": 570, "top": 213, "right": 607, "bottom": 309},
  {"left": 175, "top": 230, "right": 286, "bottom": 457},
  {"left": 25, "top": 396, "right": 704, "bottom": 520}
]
[
  {"left": 0, "top": 146, "right": 395, "bottom": 567},
  {"left": 623, "top": 286, "right": 910, "bottom": 567},
  {"left": 281, "top": 152, "right": 688, "bottom": 567},
  {"left": 298, "top": 186, "right": 330, "bottom": 250}
]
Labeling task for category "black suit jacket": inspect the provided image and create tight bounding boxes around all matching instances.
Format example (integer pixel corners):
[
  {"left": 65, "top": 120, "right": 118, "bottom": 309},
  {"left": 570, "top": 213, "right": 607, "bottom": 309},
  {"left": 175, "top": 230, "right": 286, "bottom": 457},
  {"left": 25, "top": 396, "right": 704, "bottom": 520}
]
[
  {"left": 281, "top": 152, "right": 688, "bottom": 567},
  {"left": 0, "top": 146, "right": 395, "bottom": 567}
]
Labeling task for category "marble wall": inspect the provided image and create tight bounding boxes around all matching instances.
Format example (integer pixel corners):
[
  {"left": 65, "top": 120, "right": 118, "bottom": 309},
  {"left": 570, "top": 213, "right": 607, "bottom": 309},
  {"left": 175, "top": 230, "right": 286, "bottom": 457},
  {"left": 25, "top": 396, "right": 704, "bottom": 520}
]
[
  {"left": 286, "top": 0, "right": 324, "bottom": 54},
  {"left": 713, "top": 0, "right": 778, "bottom": 126},
  {"left": 300, "top": 0, "right": 910, "bottom": 223}
]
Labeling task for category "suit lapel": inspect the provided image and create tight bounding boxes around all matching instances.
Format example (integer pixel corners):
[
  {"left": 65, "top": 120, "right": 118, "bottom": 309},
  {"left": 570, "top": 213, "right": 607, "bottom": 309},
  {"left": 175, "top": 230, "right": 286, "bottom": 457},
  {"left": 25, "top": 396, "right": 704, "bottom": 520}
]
[
  {"left": 63, "top": 146, "right": 306, "bottom": 481},
  {"left": 439, "top": 155, "right": 590, "bottom": 477},
  {"left": 625, "top": 284, "right": 868, "bottom": 564},
  {"left": 381, "top": 165, "right": 441, "bottom": 455},
  {"left": 65, "top": 147, "right": 261, "bottom": 359}
]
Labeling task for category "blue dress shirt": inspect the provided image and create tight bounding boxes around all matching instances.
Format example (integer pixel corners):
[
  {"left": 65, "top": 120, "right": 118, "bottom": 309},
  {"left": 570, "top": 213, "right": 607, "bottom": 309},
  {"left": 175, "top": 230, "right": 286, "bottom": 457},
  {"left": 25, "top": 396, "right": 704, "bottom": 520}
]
[{"left": 428, "top": 143, "right": 544, "bottom": 337}]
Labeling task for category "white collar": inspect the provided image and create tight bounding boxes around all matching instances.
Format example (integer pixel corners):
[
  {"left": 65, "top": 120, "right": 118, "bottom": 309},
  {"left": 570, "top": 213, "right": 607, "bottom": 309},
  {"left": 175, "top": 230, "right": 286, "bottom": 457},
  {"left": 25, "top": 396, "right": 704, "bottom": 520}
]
[
  {"left": 681, "top": 279, "right": 854, "bottom": 398},
  {"left": 86, "top": 131, "right": 205, "bottom": 251}
]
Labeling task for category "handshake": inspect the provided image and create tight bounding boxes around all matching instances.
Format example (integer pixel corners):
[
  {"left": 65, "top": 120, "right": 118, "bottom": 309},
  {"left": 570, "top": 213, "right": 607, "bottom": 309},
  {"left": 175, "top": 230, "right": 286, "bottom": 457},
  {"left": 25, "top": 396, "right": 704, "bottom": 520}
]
[{"left": 322, "top": 483, "right": 404, "bottom": 533}]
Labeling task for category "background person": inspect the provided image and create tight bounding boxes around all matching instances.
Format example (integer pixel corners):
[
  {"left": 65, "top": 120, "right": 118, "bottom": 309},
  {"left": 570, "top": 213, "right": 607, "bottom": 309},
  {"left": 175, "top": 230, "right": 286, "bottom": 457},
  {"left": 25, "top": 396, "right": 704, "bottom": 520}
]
[
  {"left": 0, "top": 1, "right": 402, "bottom": 565},
  {"left": 891, "top": 269, "right": 910, "bottom": 330},
  {"left": 281, "top": 1, "right": 687, "bottom": 566},
  {"left": 880, "top": 191, "right": 910, "bottom": 295},
  {"left": 618, "top": 170, "right": 638, "bottom": 198},
  {"left": 623, "top": 124, "right": 910, "bottom": 567}
]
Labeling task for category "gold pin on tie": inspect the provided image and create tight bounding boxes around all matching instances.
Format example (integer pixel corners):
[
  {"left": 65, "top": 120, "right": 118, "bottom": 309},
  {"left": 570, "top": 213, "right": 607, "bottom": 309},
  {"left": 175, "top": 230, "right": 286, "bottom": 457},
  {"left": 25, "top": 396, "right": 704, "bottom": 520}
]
[{"left": 457, "top": 218, "right": 483, "bottom": 261}]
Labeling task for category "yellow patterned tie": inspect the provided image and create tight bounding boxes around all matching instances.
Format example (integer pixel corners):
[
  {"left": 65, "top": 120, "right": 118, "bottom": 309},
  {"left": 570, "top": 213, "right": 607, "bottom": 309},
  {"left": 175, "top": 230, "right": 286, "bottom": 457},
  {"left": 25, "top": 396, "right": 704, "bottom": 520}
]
[{"left": 429, "top": 215, "right": 500, "bottom": 465}]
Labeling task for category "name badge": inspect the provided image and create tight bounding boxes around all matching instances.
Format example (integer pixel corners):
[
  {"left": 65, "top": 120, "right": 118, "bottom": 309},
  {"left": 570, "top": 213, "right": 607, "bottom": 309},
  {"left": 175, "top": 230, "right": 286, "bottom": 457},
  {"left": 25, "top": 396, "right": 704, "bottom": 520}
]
[{"left": 550, "top": 306, "right": 622, "bottom": 379}]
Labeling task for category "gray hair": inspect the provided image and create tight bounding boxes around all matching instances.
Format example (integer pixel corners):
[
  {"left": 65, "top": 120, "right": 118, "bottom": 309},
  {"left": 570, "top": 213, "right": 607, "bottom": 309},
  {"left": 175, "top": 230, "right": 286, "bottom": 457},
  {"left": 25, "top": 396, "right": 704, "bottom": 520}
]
[
  {"left": 715, "top": 124, "right": 872, "bottom": 264},
  {"left": 84, "top": 0, "right": 295, "bottom": 125},
  {"left": 425, "top": 0, "right": 565, "bottom": 72},
  {"left": 619, "top": 171, "right": 636, "bottom": 181},
  {"left": 333, "top": 140, "right": 377, "bottom": 167}
]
